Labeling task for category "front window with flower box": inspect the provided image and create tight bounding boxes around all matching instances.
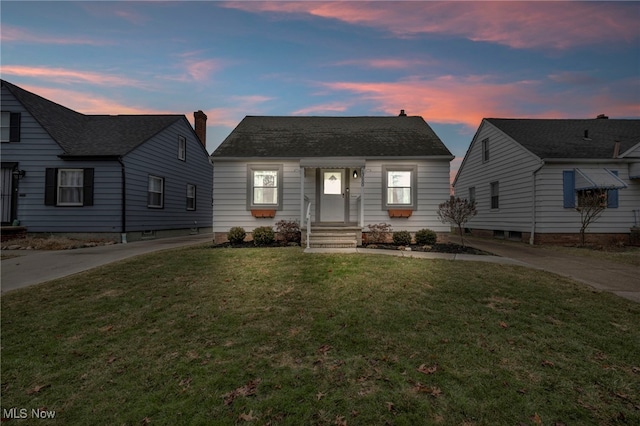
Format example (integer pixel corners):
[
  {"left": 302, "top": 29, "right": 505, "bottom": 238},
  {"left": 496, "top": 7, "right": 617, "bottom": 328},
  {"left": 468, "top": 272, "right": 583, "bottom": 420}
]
[
  {"left": 383, "top": 165, "right": 417, "bottom": 216},
  {"left": 247, "top": 165, "right": 283, "bottom": 216}
]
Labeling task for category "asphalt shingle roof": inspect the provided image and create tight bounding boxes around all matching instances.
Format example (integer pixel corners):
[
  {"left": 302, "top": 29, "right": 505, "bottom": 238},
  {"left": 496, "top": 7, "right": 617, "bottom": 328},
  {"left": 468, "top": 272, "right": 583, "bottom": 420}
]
[
  {"left": 2, "top": 79, "right": 183, "bottom": 156},
  {"left": 211, "top": 116, "right": 452, "bottom": 158},
  {"left": 487, "top": 118, "right": 640, "bottom": 159}
]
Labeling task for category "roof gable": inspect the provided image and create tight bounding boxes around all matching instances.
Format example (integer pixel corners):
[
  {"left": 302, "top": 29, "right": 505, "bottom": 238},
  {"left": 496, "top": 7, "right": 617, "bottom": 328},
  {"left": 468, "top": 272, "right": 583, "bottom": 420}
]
[
  {"left": 211, "top": 116, "right": 452, "bottom": 158},
  {"left": 486, "top": 118, "right": 640, "bottom": 160},
  {"left": 2, "top": 79, "right": 183, "bottom": 157}
]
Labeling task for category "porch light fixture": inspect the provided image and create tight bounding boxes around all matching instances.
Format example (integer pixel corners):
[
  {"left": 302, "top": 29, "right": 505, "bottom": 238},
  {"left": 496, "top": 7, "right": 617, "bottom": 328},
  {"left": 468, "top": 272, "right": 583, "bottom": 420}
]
[
  {"left": 12, "top": 169, "right": 26, "bottom": 180},
  {"left": 352, "top": 169, "right": 358, "bottom": 179}
]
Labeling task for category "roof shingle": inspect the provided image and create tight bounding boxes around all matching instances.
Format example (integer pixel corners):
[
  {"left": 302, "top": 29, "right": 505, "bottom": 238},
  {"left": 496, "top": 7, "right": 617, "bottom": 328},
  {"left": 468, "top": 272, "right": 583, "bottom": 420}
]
[
  {"left": 487, "top": 118, "right": 640, "bottom": 159},
  {"left": 212, "top": 116, "right": 452, "bottom": 158},
  {"left": 2, "top": 79, "right": 183, "bottom": 156}
]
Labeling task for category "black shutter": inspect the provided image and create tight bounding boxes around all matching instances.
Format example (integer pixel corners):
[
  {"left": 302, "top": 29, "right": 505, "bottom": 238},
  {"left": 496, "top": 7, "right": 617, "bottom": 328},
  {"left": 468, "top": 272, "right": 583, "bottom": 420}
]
[
  {"left": 83, "top": 168, "right": 94, "bottom": 206},
  {"left": 44, "top": 168, "right": 57, "bottom": 206},
  {"left": 9, "top": 113, "right": 21, "bottom": 142}
]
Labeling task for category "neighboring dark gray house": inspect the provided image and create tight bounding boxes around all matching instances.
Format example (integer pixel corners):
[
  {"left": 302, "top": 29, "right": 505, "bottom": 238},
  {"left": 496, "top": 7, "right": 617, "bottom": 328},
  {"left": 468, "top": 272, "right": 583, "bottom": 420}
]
[
  {"left": 1, "top": 79, "right": 213, "bottom": 242},
  {"left": 453, "top": 117, "right": 640, "bottom": 245},
  {"left": 211, "top": 113, "right": 454, "bottom": 247}
]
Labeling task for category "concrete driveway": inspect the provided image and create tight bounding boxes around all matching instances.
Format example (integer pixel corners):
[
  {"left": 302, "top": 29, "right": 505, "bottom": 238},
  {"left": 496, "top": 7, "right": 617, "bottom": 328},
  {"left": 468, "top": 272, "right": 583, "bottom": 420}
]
[
  {"left": 1, "top": 233, "right": 213, "bottom": 294},
  {"left": 463, "top": 236, "right": 640, "bottom": 303}
]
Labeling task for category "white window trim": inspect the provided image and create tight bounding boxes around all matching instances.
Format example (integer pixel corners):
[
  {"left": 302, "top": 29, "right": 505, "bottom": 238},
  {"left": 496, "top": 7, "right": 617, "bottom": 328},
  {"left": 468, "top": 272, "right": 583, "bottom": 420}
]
[
  {"left": 186, "top": 184, "right": 196, "bottom": 211},
  {"left": 0, "top": 112, "right": 10, "bottom": 143},
  {"left": 482, "top": 138, "right": 490, "bottom": 163},
  {"left": 490, "top": 181, "right": 499, "bottom": 209},
  {"left": 178, "top": 136, "right": 186, "bottom": 161},
  {"left": 382, "top": 165, "right": 418, "bottom": 210},
  {"left": 246, "top": 164, "right": 283, "bottom": 210},
  {"left": 57, "top": 169, "right": 84, "bottom": 206},
  {"left": 148, "top": 175, "right": 164, "bottom": 208}
]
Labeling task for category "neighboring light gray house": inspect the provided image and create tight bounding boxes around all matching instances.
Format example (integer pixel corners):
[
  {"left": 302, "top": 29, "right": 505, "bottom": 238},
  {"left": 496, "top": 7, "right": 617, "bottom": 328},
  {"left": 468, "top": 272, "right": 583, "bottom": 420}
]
[
  {"left": 1, "top": 79, "right": 213, "bottom": 242},
  {"left": 210, "top": 113, "right": 454, "bottom": 246},
  {"left": 453, "top": 117, "right": 640, "bottom": 245}
]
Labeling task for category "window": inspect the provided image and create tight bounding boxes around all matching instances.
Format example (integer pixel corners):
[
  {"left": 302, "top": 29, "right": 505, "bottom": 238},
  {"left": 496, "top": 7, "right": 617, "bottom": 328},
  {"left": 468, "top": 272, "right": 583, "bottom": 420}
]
[
  {"left": 57, "top": 169, "right": 84, "bottom": 206},
  {"left": 148, "top": 175, "right": 164, "bottom": 208},
  {"left": 44, "top": 168, "right": 94, "bottom": 206},
  {"left": 178, "top": 136, "right": 186, "bottom": 161},
  {"left": 469, "top": 187, "right": 476, "bottom": 204},
  {"left": 383, "top": 165, "right": 417, "bottom": 209},
  {"left": 186, "top": 184, "right": 196, "bottom": 210},
  {"left": 577, "top": 188, "right": 607, "bottom": 208},
  {"left": 482, "top": 138, "right": 489, "bottom": 162},
  {"left": 1, "top": 112, "right": 20, "bottom": 142},
  {"left": 490, "top": 181, "right": 499, "bottom": 209},
  {"left": 247, "top": 165, "right": 283, "bottom": 209}
]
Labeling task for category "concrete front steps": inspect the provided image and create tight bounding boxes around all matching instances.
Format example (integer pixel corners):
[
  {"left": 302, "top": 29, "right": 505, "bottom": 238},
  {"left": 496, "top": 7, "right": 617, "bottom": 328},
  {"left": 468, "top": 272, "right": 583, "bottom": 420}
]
[{"left": 301, "top": 225, "right": 362, "bottom": 248}]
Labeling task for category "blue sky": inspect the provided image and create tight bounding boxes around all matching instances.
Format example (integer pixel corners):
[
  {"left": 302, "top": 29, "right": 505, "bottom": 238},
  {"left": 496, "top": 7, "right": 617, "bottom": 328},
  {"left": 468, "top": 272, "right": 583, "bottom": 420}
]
[{"left": 2, "top": 1, "right": 639, "bottom": 178}]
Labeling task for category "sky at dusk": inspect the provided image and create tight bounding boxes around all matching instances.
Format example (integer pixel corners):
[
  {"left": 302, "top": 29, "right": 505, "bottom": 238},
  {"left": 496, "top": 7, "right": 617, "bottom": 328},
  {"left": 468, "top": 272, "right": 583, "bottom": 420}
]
[{"left": 2, "top": 1, "right": 639, "bottom": 179}]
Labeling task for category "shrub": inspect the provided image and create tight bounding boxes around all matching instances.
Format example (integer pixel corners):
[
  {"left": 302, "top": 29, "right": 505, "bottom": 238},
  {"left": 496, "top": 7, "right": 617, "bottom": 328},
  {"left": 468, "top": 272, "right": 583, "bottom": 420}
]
[
  {"left": 252, "top": 226, "right": 275, "bottom": 246},
  {"left": 275, "top": 219, "right": 301, "bottom": 244},
  {"left": 366, "top": 223, "right": 392, "bottom": 244},
  {"left": 392, "top": 230, "right": 412, "bottom": 246},
  {"left": 227, "top": 227, "right": 246, "bottom": 244},
  {"left": 415, "top": 228, "right": 437, "bottom": 245}
]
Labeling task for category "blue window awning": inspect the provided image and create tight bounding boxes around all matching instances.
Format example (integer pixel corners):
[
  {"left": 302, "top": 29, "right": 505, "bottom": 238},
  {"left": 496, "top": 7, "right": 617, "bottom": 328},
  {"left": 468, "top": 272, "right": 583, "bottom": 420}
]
[{"left": 574, "top": 168, "right": 627, "bottom": 190}]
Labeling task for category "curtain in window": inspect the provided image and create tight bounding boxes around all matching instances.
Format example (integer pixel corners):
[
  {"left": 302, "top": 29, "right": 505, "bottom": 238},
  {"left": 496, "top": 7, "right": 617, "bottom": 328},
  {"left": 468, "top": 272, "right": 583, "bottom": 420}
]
[
  {"left": 253, "top": 171, "right": 278, "bottom": 204},
  {"left": 58, "top": 170, "right": 83, "bottom": 204},
  {"left": 387, "top": 171, "right": 411, "bottom": 204}
]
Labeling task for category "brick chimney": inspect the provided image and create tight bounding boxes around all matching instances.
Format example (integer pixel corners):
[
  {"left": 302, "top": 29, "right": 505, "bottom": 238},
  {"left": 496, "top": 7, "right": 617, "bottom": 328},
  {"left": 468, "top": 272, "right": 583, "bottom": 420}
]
[{"left": 194, "top": 110, "right": 207, "bottom": 147}]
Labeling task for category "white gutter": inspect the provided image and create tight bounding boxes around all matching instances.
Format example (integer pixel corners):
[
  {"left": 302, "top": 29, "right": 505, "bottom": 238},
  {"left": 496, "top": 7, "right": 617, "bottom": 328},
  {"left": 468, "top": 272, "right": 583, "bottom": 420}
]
[{"left": 529, "top": 160, "right": 545, "bottom": 245}]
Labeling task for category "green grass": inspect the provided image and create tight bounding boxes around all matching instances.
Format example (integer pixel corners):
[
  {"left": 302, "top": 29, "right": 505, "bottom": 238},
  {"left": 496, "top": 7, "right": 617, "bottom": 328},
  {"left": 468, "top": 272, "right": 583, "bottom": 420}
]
[{"left": 2, "top": 246, "right": 639, "bottom": 425}]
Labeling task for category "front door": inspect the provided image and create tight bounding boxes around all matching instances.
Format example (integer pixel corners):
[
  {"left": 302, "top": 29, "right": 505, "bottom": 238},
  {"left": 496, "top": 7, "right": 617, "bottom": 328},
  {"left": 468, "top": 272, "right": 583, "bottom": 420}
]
[
  {"left": 1, "top": 167, "right": 15, "bottom": 224},
  {"left": 320, "top": 169, "right": 345, "bottom": 222}
]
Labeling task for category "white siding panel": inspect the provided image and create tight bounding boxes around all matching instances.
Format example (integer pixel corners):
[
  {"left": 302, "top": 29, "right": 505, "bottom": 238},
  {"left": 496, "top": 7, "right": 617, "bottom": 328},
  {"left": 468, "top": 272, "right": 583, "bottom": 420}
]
[{"left": 454, "top": 121, "right": 542, "bottom": 233}]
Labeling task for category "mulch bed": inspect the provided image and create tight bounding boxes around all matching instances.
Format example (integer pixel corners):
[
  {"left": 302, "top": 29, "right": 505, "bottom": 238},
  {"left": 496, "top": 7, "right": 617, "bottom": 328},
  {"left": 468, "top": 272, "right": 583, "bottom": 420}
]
[
  {"left": 212, "top": 241, "right": 493, "bottom": 255},
  {"left": 364, "top": 243, "right": 493, "bottom": 255}
]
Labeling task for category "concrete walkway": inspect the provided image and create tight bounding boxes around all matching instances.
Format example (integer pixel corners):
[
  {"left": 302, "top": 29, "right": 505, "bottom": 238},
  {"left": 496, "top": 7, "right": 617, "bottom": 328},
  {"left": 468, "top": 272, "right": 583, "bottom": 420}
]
[
  {"left": 305, "top": 237, "right": 640, "bottom": 303},
  {"left": 1, "top": 233, "right": 213, "bottom": 294}
]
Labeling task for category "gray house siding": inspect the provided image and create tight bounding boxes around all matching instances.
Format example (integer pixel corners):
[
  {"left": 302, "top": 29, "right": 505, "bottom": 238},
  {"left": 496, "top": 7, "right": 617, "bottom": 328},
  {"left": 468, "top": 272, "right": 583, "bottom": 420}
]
[
  {"left": 1, "top": 86, "right": 122, "bottom": 232},
  {"left": 454, "top": 121, "right": 542, "bottom": 233},
  {"left": 124, "top": 119, "right": 213, "bottom": 233}
]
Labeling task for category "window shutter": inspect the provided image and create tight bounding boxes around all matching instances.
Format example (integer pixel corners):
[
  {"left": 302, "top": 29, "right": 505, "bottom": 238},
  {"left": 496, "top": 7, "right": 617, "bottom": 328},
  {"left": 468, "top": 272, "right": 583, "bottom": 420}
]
[
  {"left": 607, "top": 171, "right": 619, "bottom": 208},
  {"left": 83, "top": 168, "right": 94, "bottom": 206},
  {"left": 9, "top": 113, "right": 21, "bottom": 142},
  {"left": 562, "top": 170, "right": 575, "bottom": 208},
  {"left": 44, "top": 168, "right": 57, "bottom": 205}
]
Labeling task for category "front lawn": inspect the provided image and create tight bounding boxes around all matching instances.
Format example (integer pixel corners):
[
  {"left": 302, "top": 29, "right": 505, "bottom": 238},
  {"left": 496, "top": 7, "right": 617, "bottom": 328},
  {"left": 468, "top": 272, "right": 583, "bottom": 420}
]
[{"left": 1, "top": 246, "right": 638, "bottom": 425}]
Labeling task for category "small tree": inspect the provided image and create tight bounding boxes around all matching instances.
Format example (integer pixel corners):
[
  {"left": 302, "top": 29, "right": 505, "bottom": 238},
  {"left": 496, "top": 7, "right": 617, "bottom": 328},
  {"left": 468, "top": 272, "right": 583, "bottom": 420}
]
[
  {"left": 576, "top": 189, "right": 608, "bottom": 246},
  {"left": 437, "top": 197, "right": 477, "bottom": 247}
]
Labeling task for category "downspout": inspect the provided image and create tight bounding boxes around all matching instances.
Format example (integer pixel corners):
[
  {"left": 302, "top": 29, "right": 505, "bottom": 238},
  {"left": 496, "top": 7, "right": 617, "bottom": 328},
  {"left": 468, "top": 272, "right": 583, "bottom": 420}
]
[
  {"left": 529, "top": 160, "right": 545, "bottom": 245},
  {"left": 118, "top": 157, "right": 127, "bottom": 243}
]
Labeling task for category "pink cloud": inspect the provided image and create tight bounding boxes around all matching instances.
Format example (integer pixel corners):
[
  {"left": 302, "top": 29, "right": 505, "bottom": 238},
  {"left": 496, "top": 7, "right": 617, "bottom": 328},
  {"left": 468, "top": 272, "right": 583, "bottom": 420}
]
[
  {"left": 0, "top": 25, "right": 109, "bottom": 46},
  {"left": 334, "top": 58, "right": 437, "bottom": 70},
  {"left": 0, "top": 65, "right": 147, "bottom": 88},
  {"left": 18, "top": 85, "right": 169, "bottom": 115},
  {"left": 223, "top": 1, "right": 638, "bottom": 50},
  {"left": 292, "top": 102, "right": 349, "bottom": 115}
]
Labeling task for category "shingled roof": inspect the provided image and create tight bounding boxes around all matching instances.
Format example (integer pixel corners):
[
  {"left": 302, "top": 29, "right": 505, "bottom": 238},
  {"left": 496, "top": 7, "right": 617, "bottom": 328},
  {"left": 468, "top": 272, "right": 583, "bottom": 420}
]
[
  {"left": 486, "top": 118, "right": 640, "bottom": 159},
  {"left": 211, "top": 116, "right": 452, "bottom": 158},
  {"left": 2, "top": 79, "right": 183, "bottom": 157}
]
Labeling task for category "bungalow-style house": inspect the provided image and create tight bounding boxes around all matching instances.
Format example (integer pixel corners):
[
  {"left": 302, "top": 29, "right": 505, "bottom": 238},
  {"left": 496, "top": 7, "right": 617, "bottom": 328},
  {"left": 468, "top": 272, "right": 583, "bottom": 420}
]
[
  {"left": 210, "top": 113, "right": 454, "bottom": 247},
  {"left": 453, "top": 117, "right": 640, "bottom": 245},
  {"left": 1, "top": 79, "right": 213, "bottom": 242}
]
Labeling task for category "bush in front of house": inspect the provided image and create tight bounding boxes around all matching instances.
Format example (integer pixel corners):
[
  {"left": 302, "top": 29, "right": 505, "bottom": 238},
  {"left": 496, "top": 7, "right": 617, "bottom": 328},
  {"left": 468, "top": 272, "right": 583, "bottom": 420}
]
[
  {"left": 415, "top": 228, "right": 437, "bottom": 245},
  {"left": 392, "top": 230, "right": 412, "bottom": 246},
  {"left": 227, "top": 227, "right": 247, "bottom": 244},
  {"left": 366, "top": 222, "right": 392, "bottom": 244},
  {"left": 275, "top": 219, "right": 300, "bottom": 244},
  {"left": 253, "top": 226, "right": 275, "bottom": 246}
]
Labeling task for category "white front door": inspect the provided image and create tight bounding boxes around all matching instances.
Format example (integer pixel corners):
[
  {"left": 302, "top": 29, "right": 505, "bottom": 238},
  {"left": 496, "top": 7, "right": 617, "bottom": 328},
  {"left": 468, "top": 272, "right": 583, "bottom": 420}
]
[{"left": 320, "top": 169, "right": 345, "bottom": 222}]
